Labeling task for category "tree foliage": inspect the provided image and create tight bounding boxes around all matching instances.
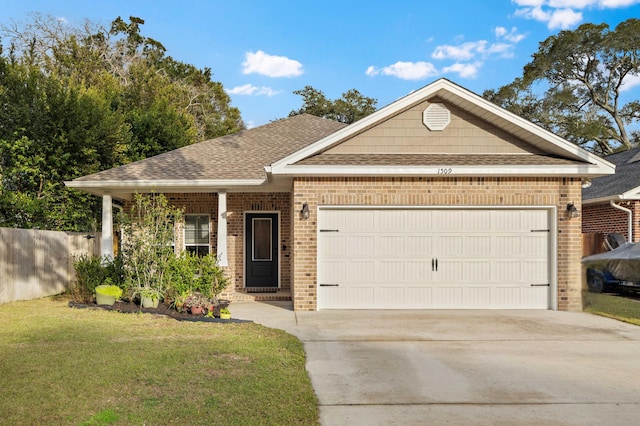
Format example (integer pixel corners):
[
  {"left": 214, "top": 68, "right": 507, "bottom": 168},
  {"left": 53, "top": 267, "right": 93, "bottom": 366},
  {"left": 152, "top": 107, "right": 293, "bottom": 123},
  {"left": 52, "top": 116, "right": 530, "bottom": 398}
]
[
  {"left": 289, "top": 86, "right": 377, "bottom": 124},
  {"left": 484, "top": 19, "right": 640, "bottom": 154},
  {"left": 0, "top": 14, "right": 243, "bottom": 230}
]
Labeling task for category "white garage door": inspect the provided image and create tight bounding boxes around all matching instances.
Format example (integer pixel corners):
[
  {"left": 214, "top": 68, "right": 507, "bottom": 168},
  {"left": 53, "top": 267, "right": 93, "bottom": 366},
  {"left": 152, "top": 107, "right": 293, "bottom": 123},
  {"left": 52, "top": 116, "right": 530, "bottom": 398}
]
[{"left": 317, "top": 208, "right": 552, "bottom": 309}]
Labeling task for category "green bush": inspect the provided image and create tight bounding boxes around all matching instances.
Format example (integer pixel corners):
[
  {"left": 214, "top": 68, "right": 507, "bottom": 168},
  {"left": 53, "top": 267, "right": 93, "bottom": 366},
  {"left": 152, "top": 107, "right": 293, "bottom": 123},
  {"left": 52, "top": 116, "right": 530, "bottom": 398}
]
[
  {"left": 165, "top": 251, "right": 230, "bottom": 302},
  {"left": 72, "top": 254, "right": 125, "bottom": 303}
]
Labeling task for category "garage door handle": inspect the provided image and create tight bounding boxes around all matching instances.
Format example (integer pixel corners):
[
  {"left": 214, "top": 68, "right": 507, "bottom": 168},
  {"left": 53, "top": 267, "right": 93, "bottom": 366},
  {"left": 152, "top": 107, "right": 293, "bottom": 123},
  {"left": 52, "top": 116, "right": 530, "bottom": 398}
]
[
  {"left": 432, "top": 258, "right": 438, "bottom": 272},
  {"left": 320, "top": 284, "right": 339, "bottom": 287},
  {"left": 530, "top": 284, "right": 550, "bottom": 287}
]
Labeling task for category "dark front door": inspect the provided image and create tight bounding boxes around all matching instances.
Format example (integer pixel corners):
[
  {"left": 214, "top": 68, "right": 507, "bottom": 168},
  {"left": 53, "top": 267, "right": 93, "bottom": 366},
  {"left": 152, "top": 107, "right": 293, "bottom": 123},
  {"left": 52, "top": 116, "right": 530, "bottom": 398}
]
[{"left": 245, "top": 213, "right": 279, "bottom": 288}]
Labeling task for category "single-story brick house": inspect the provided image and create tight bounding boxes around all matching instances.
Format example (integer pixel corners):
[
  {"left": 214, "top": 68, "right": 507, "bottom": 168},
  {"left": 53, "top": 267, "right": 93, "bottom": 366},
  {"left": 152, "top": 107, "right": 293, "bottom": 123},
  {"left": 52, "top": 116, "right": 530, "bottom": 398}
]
[
  {"left": 582, "top": 147, "right": 640, "bottom": 244},
  {"left": 66, "top": 79, "right": 614, "bottom": 311}
]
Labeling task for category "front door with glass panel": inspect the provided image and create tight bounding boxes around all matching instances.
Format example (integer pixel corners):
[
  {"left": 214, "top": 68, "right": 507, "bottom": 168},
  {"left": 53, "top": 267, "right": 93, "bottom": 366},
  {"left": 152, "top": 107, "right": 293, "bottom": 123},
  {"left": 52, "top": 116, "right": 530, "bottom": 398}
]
[{"left": 245, "top": 213, "right": 279, "bottom": 288}]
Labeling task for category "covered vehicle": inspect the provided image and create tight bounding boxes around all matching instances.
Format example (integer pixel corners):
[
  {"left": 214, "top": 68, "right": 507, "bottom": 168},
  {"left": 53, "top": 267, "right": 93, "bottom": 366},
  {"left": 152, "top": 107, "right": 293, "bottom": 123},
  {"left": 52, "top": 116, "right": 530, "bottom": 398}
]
[{"left": 582, "top": 234, "right": 640, "bottom": 292}]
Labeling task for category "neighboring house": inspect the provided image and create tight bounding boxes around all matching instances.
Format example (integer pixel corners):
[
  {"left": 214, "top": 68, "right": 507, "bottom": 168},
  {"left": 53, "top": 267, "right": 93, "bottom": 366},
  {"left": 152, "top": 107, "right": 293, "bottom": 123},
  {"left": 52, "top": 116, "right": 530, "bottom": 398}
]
[
  {"left": 66, "top": 79, "right": 614, "bottom": 311},
  {"left": 582, "top": 147, "right": 640, "bottom": 244}
]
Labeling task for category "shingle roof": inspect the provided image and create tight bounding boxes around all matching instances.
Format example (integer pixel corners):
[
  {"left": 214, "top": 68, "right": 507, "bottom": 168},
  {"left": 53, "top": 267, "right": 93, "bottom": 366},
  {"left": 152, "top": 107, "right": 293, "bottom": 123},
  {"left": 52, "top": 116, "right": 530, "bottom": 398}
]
[
  {"left": 583, "top": 147, "right": 640, "bottom": 200},
  {"left": 296, "top": 153, "right": 582, "bottom": 166},
  {"left": 74, "top": 114, "right": 347, "bottom": 182}
]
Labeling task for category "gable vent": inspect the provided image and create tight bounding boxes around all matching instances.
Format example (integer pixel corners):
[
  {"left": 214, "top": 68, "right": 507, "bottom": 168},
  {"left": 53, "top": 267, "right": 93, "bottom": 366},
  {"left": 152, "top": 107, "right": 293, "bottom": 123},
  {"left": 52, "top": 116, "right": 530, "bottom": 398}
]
[{"left": 423, "top": 103, "right": 450, "bottom": 131}]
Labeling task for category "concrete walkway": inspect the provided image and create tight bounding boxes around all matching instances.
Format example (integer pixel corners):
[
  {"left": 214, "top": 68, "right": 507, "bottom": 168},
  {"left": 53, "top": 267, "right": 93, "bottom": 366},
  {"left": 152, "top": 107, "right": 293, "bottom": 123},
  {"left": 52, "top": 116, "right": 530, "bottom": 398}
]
[{"left": 231, "top": 301, "right": 640, "bottom": 425}]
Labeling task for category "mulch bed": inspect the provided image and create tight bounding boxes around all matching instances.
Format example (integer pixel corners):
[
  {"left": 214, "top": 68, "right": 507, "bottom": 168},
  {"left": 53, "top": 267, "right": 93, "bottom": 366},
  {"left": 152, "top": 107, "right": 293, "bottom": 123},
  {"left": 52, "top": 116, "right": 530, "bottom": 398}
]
[{"left": 68, "top": 300, "right": 251, "bottom": 323}]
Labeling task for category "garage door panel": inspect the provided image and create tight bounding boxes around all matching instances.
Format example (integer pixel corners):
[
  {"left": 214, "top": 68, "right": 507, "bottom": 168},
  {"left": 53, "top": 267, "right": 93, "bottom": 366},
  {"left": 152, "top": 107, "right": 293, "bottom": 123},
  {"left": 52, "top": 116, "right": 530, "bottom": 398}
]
[
  {"left": 406, "top": 210, "right": 432, "bottom": 231},
  {"left": 346, "top": 235, "right": 375, "bottom": 256},
  {"left": 406, "top": 235, "right": 432, "bottom": 256},
  {"left": 319, "top": 235, "right": 346, "bottom": 257},
  {"left": 464, "top": 287, "right": 492, "bottom": 307},
  {"left": 465, "top": 235, "right": 492, "bottom": 256},
  {"left": 319, "top": 260, "right": 345, "bottom": 283},
  {"left": 432, "top": 210, "right": 463, "bottom": 230},
  {"left": 375, "top": 210, "right": 405, "bottom": 231},
  {"left": 318, "top": 208, "right": 552, "bottom": 310},
  {"left": 346, "top": 211, "right": 375, "bottom": 231},
  {"left": 346, "top": 261, "right": 376, "bottom": 282},
  {"left": 464, "top": 261, "right": 491, "bottom": 282},
  {"left": 433, "top": 287, "right": 464, "bottom": 306},
  {"left": 464, "top": 210, "right": 492, "bottom": 231},
  {"left": 378, "top": 235, "right": 406, "bottom": 256},
  {"left": 405, "top": 261, "right": 432, "bottom": 281},
  {"left": 494, "top": 261, "right": 524, "bottom": 282},
  {"left": 495, "top": 236, "right": 522, "bottom": 256},
  {"left": 436, "top": 235, "right": 463, "bottom": 256},
  {"left": 378, "top": 261, "right": 404, "bottom": 281}
]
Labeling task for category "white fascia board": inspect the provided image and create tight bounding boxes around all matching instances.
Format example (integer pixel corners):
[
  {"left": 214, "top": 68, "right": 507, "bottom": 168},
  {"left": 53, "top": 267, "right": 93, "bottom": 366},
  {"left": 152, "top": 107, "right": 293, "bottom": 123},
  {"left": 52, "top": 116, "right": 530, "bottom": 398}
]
[
  {"left": 274, "top": 163, "right": 614, "bottom": 177},
  {"left": 622, "top": 186, "right": 640, "bottom": 200},
  {"left": 583, "top": 187, "right": 640, "bottom": 205},
  {"left": 270, "top": 78, "right": 615, "bottom": 173},
  {"left": 65, "top": 179, "right": 267, "bottom": 194}
]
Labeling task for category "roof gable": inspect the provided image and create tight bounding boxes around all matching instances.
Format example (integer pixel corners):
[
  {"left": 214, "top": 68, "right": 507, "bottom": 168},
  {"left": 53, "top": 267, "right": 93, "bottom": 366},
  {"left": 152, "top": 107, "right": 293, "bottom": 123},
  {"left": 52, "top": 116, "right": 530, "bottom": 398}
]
[{"left": 270, "top": 79, "right": 615, "bottom": 178}]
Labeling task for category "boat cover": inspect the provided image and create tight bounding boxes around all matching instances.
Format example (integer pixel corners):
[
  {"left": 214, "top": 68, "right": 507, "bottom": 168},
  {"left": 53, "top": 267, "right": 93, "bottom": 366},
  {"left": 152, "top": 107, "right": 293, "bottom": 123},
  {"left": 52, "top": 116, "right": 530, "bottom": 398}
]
[{"left": 582, "top": 242, "right": 640, "bottom": 281}]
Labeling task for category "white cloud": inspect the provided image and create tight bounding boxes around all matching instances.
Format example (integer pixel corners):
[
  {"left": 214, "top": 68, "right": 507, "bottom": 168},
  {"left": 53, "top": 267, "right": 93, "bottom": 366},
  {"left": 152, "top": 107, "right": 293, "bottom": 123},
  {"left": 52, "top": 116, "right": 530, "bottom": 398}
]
[
  {"left": 366, "top": 61, "right": 438, "bottom": 80},
  {"left": 242, "top": 50, "right": 303, "bottom": 78},
  {"left": 495, "top": 26, "right": 527, "bottom": 43},
  {"left": 621, "top": 74, "right": 640, "bottom": 92},
  {"left": 515, "top": 5, "right": 582, "bottom": 29},
  {"left": 442, "top": 62, "right": 483, "bottom": 79},
  {"left": 547, "top": 8, "right": 583, "bottom": 28},
  {"left": 599, "top": 0, "right": 640, "bottom": 6},
  {"left": 432, "top": 41, "right": 487, "bottom": 61},
  {"left": 514, "top": 0, "right": 639, "bottom": 29},
  {"left": 226, "top": 84, "right": 280, "bottom": 96}
]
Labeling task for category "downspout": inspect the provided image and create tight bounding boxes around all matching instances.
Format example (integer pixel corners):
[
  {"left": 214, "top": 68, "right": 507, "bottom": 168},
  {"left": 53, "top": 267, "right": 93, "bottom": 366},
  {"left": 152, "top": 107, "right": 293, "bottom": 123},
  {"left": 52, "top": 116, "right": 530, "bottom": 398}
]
[{"left": 610, "top": 201, "right": 633, "bottom": 243}]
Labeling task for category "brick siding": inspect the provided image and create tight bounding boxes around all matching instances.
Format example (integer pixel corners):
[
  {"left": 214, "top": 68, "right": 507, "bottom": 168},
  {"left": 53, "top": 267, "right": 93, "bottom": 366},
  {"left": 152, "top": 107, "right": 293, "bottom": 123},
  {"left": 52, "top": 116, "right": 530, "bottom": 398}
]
[
  {"left": 162, "top": 192, "right": 291, "bottom": 296},
  {"left": 292, "top": 176, "right": 583, "bottom": 312},
  {"left": 582, "top": 201, "right": 639, "bottom": 243}
]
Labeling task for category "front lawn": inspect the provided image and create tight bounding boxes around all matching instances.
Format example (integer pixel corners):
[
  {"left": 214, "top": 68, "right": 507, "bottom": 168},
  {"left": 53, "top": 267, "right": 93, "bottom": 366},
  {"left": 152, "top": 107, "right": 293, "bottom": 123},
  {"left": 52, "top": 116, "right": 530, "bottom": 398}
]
[
  {"left": 0, "top": 296, "right": 319, "bottom": 425},
  {"left": 583, "top": 291, "right": 640, "bottom": 326}
]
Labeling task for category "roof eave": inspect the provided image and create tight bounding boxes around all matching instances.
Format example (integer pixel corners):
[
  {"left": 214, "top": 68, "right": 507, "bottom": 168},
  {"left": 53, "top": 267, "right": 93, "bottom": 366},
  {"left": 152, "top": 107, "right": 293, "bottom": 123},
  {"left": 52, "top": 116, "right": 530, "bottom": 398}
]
[
  {"left": 583, "top": 186, "right": 640, "bottom": 205},
  {"left": 65, "top": 178, "right": 270, "bottom": 197}
]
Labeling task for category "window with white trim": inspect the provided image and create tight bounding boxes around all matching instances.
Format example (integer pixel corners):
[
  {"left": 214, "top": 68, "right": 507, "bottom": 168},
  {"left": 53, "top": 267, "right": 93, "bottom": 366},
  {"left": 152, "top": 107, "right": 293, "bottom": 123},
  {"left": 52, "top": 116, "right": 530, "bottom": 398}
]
[{"left": 184, "top": 215, "right": 210, "bottom": 256}]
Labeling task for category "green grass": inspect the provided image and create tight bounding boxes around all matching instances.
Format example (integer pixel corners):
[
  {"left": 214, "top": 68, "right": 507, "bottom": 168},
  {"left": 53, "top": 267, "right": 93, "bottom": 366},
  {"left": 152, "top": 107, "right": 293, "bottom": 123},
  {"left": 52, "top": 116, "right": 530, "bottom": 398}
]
[
  {"left": 583, "top": 291, "right": 640, "bottom": 326},
  {"left": 0, "top": 296, "right": 319, "bottom": 425}
]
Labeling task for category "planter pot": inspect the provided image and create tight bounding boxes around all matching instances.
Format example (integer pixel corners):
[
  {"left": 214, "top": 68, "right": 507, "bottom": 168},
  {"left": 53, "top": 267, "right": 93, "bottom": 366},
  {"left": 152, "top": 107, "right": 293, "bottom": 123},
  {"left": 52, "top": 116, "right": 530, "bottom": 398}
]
[
  {"left": 141, "top": 296, "right": 159, "bottom": 308},
  {"left": 220, "top": 313, "right": 231, "bottom": 320},
  {"left": 191, "top": 306, "right": 203, "bottom": 315},
  {"left": 95, "top": 292, "right": 116, "bottom": 306}
]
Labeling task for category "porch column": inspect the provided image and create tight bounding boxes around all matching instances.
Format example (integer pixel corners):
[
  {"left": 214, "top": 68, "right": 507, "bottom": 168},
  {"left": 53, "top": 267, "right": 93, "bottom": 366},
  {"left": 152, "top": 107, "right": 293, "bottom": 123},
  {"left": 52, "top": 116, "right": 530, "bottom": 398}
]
[
  {"left": 217, "top": 192, "right": 228, "bottom": 266},
  {"left": 101, "top": 194, "right": 114, "bottom": 260}
]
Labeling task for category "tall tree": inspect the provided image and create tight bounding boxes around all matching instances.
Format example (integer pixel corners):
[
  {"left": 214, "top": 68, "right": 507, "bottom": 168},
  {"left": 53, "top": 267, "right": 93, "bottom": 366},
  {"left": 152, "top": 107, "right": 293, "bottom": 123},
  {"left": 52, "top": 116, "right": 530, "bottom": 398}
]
[
  {"left": 484, "top": 19, "right": 640, "bottom": 154},
  {"left": 0, "top": 14, "right": 243, "bottom": 230},
  {"left": 289, "top": 86, "right": 377, "bottom": 124}
]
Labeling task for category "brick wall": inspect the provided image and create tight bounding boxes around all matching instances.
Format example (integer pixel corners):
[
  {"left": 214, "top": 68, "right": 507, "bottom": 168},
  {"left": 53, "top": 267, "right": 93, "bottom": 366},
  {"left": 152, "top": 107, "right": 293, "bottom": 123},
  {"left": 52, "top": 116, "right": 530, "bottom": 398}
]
[
  {"left": 162, "top": 192, "right": 291, "bottom": 296},
  {"left": 226, "top": 193, "right": 292, "bottom": 293},
  {"left": 582, "top": 201, "right": 639, "bottom": 243},
  {"left": 292, "top": 176, "right": 583, "bottom": 312}
]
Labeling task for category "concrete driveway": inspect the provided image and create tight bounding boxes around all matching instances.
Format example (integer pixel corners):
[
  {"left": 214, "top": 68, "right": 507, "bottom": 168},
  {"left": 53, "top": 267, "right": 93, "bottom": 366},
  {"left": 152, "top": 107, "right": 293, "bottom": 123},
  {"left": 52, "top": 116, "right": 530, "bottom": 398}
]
[{"left": 231, "top": 302, "right": 640, "bottom": 425}]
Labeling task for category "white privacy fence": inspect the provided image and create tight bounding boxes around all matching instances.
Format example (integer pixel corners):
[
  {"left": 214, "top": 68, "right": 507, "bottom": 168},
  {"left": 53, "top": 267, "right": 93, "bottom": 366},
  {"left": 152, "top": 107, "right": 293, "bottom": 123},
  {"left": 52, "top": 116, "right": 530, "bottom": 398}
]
[{"left": 0, "top": 228, "right": 101, "bottom": 304}]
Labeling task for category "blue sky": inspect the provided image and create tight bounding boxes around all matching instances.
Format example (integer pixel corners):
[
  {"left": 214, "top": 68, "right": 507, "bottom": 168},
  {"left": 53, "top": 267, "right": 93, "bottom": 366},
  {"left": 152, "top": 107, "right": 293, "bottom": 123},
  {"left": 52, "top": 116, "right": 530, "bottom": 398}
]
[{"left": 3, "top": 0, "right": 640, "bottom": 128}]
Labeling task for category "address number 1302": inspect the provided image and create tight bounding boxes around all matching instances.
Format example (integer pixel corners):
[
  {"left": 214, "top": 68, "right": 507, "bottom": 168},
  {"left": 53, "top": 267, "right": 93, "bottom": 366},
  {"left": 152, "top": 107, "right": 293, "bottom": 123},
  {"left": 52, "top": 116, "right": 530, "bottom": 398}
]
[{"left": 437, "top": 168, "right": 453, "bottom": 174}]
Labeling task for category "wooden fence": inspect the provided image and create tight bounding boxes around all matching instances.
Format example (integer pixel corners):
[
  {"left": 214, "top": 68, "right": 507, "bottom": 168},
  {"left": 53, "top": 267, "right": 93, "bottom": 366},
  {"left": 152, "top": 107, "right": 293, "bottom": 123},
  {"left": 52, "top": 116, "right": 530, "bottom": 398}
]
[{"left": 0, "top": 228, "right": 101, "bottom": 304}]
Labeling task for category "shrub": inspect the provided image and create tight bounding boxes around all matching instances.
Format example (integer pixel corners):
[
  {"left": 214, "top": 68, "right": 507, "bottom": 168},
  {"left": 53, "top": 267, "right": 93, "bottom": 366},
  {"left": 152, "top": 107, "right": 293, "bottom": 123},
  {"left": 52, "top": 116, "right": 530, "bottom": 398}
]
[
  {"left": 165, "top": 251, "right": 229, "bottom": 302},
  {"left": 119, "top": 193, "right": 183, "bottom": 302},
  {"left": 72, "top": 254, "right": 124, "bottom": 303}
]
